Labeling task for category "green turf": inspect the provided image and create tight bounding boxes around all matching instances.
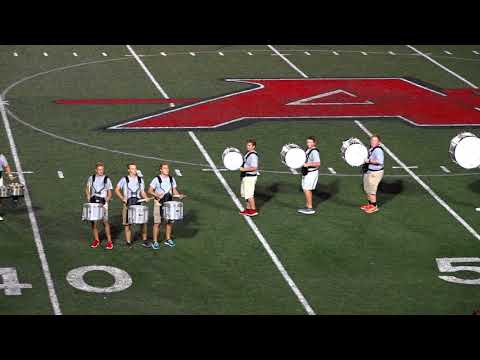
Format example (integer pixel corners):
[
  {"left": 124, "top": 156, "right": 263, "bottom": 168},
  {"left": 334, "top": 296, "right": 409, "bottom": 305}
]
[{"left": 1, "top": 45, "right": 480, "bottom": 314}]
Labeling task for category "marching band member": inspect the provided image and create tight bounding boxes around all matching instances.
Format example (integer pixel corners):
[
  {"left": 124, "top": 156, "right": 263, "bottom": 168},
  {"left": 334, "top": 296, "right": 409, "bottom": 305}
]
[
  {"left": 0, "top": 153, "right": 16, "bottom": 222},
  {"left": 361, "top": 134, "right": 385, "bottom": 214},
  {"left": 239, "top": 139, "right": 259, "bottom": 217},
  {"left": 84, "top": 162, "right": 113, "bottom": 250},
  {"left": 298, "top": 136, "right": 321, "bottom": 215},
  {"left": 148, "top": 162, "right": 186, "bottom": 250},
  {"left": 115, "top": 162, "right": 148, "bottom": 247}
]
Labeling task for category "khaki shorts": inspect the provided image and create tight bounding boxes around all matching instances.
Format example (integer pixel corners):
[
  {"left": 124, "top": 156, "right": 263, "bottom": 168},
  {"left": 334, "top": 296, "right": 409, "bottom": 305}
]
[
  {"left": 153, "top": 199, "right": 162, "bottom": 224},
  {"left": 121, "top": 204, "right": 129, "bottom": 225},
  {"left": 302, "top": 170, "right": 319, "bottom": 191},
  {"left": 240, "top": 176, "right": 257, "bottom": 200},
  {"left": 363, "top": 170, "right": 384, "bottom": 195}
]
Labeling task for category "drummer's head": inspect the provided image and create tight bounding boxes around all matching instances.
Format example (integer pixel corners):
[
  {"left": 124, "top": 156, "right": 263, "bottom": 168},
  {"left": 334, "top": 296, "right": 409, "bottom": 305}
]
[
  {"left": 159, "top": 162, "right": 170, "bottom": 176},
  {"left": 127, "top": 162, "right": 137, "bottom": 176},
  {"left": 95, "top": 162, "right": 105, "bottom": 176},
  {"left": 246, "top": 138, "right": 256, "bottom": 152},
  {"left": 370, "top": 134, "right": 381, "bottom": 148},
  {"left": 306, "top": 136, "right": 317, "bottom": 149}
]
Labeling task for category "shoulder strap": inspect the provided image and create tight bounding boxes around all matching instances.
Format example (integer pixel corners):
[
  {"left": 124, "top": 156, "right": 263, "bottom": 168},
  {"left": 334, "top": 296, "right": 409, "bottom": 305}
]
[
  {"left": 306, "top": 148, "right": 319, "bottom": 158},
  {"left": 245, "top": 151, "right": 258, "bottom": 161},
  {"left": 138, "top": 175, "right": 142, "bottom": 184},
  {"left": 156, "top": 175, "right": 161, "bottom": 184},
  {"left": 92, "top": 174, "right": 96, "bottom": 183},
  {"left": 104, "top": 175, "right": 109, "bottom": 185},
  {"left": 124, "top": 175, "right": 129, "bottom": 184}
]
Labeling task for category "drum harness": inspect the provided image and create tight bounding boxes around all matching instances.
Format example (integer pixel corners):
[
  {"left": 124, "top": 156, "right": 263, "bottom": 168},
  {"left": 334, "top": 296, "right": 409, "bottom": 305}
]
[
  {"left": 124, "top": 175, "right": 143, "bottom": 206},
  {"left": 155, "top": 175, "right": 174, "bottom": 205},
  {"left": 302, "top": 147, "right": 320, "bottom": 176},
  {"left": 363, "top": 146, "right": 384, "bottom": 173},
  {"left": 240, "top": 151, "right": 258, "bottom": 178},
  {"left": 89, "top": 174, "right": 110, "bottom": 205}
]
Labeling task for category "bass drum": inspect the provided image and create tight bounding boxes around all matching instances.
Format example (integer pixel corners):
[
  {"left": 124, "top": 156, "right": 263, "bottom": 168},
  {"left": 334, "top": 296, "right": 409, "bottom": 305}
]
[
  {"left": 341, "top": 138, "right": 369, "bottom": 167},
  {"left": 280, "top": 144, "right": 306, "bottom": 169},
  {"left": 449, "top": 132, "right": 480, "bottom": 169},
  {"left": 222, "top": 147, "right": 244, "bottom": 171}
]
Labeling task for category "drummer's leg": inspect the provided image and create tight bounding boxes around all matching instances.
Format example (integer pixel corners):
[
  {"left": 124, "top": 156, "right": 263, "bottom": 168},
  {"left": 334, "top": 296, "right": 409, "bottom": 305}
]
[
  {"left": 104, "top": 222, "right": 112, "bottom": 243},
  {"left": 124, "top": 225, "right": 132, "bottom": 243},
  {"left": 304, "top": 190, "right": 313, "bottom": 209},
  {"left": 91, "top": 221, "right": 100, "bottom": 241},
  {"left": 165, "top": 222, "right": 173, "bottom": 240},
  {"left": 141, "top": 223, "right": 148, "bottom": 241}
]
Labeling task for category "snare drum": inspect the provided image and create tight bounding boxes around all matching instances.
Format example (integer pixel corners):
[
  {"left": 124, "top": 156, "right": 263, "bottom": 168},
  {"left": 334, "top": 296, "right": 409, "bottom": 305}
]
[
  {"left": 0, "top": 186, "right": 10, "bottom": 198},
  {"left": 162, "top": 201, "right": 184, "bottom": 221},
  {"left": 127, "top": 205, "right": 149, "bottom": 224},
  {"left": 280, "top": 144, "right": 307, "bottom": 169},
  {"left": 82, "top": 203, "right": 105, "bottom": 222},
  {"left": 222, "top": 147, "right": 244, "bottom": 171},
  {"left": 341, "top": 138, "right": 369, "bottom": 167},
  {"left": 7, "top": 183, "right": 24, "bottom": 197},
  {"left": 449, "top": 132, "right": 480, "bottom": 169}
]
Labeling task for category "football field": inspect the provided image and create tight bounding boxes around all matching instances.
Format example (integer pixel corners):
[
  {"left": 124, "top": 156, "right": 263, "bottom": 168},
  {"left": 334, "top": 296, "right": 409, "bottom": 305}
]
[{"left": 1, "top": 44, "right": 480, "bottom": 314}]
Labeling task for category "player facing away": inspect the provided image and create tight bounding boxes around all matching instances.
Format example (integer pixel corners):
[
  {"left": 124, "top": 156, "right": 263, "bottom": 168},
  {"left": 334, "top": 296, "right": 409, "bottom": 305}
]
[
  {"left": 0, "top": 153, "right": 16, "bottom": 222},
  {"left": 239, "top": 139, "right": 259, "bottom": 217},
  {"left": 148, "top": 162, "right": 186, "bottom": 250},
  {"left": 85, "top": 162, "right": 113, "bottom": 250},
  {"left": 115, "top": 162, "right": 149, "bottom": 247},
  {"left": 298, "top": 136, "right": 321, "bottom": 215},
  {"left": 361, "top": 134, "right": 385, "bottom": 214}
]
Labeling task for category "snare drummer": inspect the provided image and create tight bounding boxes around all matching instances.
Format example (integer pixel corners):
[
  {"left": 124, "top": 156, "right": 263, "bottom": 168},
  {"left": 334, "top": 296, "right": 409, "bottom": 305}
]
[
  {"left": 85, "top": 162, "right": 113, "bottom": 250},
  {"left": 239, "top": 139, "right": 259, "bottom": 217},
  {"left": 298, "top": 136, "right": 321, "bottom": 215},
  {"left": 361, "top": 134, "right": 385, "bottom": 214},
  {"left": 0, "top": 153, "right": 16, "bottom": 222},
  {"left": 115, "top": 162, "right": 149, "bottom": 247},
  {"left": 148, "top": 162, "right": 186, "bottom": 250}
]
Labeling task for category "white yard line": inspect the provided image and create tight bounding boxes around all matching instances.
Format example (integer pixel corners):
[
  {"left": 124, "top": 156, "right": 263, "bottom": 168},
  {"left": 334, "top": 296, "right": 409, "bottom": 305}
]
[
  {"left": 161, "top": 52, "right": 167, "bottom": 56},
  {"left": 43, "top": 52, "right": 48, "bottom": 57},
  {"left": 440, "top": 166, "right": 451, "bottom": 173},
  {"left": 407, "top": 45, "right": 478, "bottom": 89},
  {"left": 361, "top": 51, "right": 368, "bottom": 56},
  {"left": 247, "top": 52, "right": 253, "bottom": 56},
  {"left": 174, "top": 169, "right": 183, "bottom": 177},
  {"left": 126, "top": 44, "right": 316, "bottom": 315},
  {"left": 270, "top": 43, "right": 480, "bottom": 243},
  {"left": 72, "top": 52, "right": 78, "bottom": 57},
  {"left": 289, "top": 168, "right": 299, "bottom": 175},
  {"left": 392, "top": 166, "right": 418, "bottom": 169},
  {"left": 473, "top": 50, "right": 479, "bottom": 55},
  {"left": 444, "top": 50, "right": 452, "bottom": 55},
  {"left": 328, "top": 167, "right": 336, "bottom": 174},
  {"left": 57, "top": 170, "right": 64, "bottom": 179},
  {"left": 0, "top": 96, "right": 62, "bottom": 315},
  {"left": 388, "top": 51, "right": 396, "bottom": 55},
  {"left": 267, "top": 45, "right": 308, "bottom": 78},
  {"left": 333, "top": 51, "right": 339, "bottom": 56},
  {"left": 13, "top": 52, "right": 18, "bottom": 57},
  {"left": 218, "top": 52, "right": 224, "bottom": 56},
  {"left": 189, "top": 52, "right": 196, "bottom": 56},
  {"left": 102, "top": 52, "right": 108, "bottom": 57},
  {"left": 305, "top": 51, "right": 311, "bottom": 55}
]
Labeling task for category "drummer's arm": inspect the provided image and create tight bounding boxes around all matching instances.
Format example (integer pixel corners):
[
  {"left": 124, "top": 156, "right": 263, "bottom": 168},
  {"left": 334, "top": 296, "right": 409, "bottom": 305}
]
[
  {"left": 240, "top": 165, "right": 257, "bottom": 172},
  {"left": 85, "top": 185, "right": 91, "bottom": 201},
  {"left": 106, "top": 189, "right": 112, "bottom": 203},
  {"left": 140, "top": 189, "right": 148, "bottom": 200},
  {"left": 115, "top": 186, "right": 126, "bottom": 203},
  {"left": 173, "top": 187, "right": 186, "bottom": 198},
  {"left": 148, "top": 186, "right": 164, "bottom": 200},
  {"left": 304, "top": 161, "right": 320, "bottom": 167}
]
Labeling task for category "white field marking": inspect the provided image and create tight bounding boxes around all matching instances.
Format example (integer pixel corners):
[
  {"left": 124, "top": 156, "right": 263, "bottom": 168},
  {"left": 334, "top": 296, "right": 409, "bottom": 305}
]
[
  {"left": 355, "top": 120, "right": 480, "bottom": 242},
  {"left": 102, "top": 52, "right": 108, "bottom": 57},
  {"left": 267, "top": 45, "right": 308, "bottom": 78},
  {"left": 189, "top": 131, "right": 315, "bottom": 315},
  {"left": 407, "top": 45, "right": 478, "bottom": 89},
  {"left": 476, "top": 107, "right": 480, "bottom": 112},
  {"left": 161, "top": 52, "right": 167, "bottom": 56},
  {"left": 361, "top": 51, "right": 368, "bottom": 55},
  {"left": 43, "top": 52, "right": 48, "bottom": 57},
  {"left": 440, "top": 166, "right": 451, "bottom": 173},
  {"left": 72, "top": 52, "right": 78, "bottom": 57},
  {"left": 474, "top": 50, "right": 480, "bottom": 55},
  {"left": 202, "top": 168, "right": 229, "bottom": 172},
  {"left": 126, "top": 45, "right": 175, "bottom": 108},
  {"left": 247, "top": 52, "right": 253, "bottom": 56},
  {"left": 333, "top": 51, "right": 339, "bottom": 56},
  {"left": 12, "top": 171, "right": 34, "bottom": 174},
  {"left": 388, "top": 51, "right": 396, "bottom": 55},
  {"left": 174, "top": 169, "right": 182, "bottom": 177},
  {"left": 218, "top": 52, "right": 224, "bottom": 56},
  {"left": 0, "top": 96, "right": 62, "bottom": 314},
  {"left": 270, "top": 44, "right": 480, "bottom": 243},
  {"left": 126, "top": 44, "right": 315, "bottom": 315},
  {"left": 392, "top": 165, "right": 418, "bottom": 169},
  {"left": 444, "top": 50, "right": 452, "bottom": 55},
  {"left": 289, "top": 167, "right": 299, "bottom": 175},
  {"left": 328, "top": 167, "right": 336, "bottom": 174},
  {"left": 57, "top": 170, "right": 64, "bottom": 179},
  {"left": 305, "top": 51, "right": 311, "bottom": 55},
  {"left": 189, "top": 52, "right": 196, "bottom": 56},
  {"left": 271, "top": 53, "right": 291, "bottom": 56},
  {"left": 13, "top": 52, "right": 18, "bottom": 57}
]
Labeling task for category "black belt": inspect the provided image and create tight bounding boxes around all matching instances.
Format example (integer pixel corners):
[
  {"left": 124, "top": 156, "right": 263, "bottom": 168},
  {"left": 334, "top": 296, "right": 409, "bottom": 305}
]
[
  {"left": 367, "top": 167, "right": 384, "bottom": 172},
  {"left": 243, "top": 173, "right": 257, "bottom": 177}
]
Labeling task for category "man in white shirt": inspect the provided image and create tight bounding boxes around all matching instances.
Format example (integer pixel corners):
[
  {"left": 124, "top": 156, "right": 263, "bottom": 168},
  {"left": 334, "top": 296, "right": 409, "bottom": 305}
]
[
  {"left": 298, "top": 136, "right": 321, "bottom": 215},
  {"left": 239, "top": 139, "right": 259, "bottom": 217},
  {"left": 148, "top": 162, "right": 186, "bottom": 249},
  {"left": 84, "top": 162, "right": 113, "bottom": 250},
  {"left": 115, "top": 162, "right": 148, "bottom": 247}
]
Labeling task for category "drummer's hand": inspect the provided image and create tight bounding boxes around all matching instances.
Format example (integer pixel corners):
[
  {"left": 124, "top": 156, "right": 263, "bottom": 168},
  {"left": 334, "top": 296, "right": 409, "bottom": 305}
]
[
  {"left": 178, "top": 194, "right": 187, "bottom": 199},
  {"left": 123, "top": 197, "right": 128, "bottom": 204},
  {"left": 364, "top": 158, "right": 370, "bottom": 164},
  {"left": 8, "top": 173, "right": 16, "bottom": 181},
  {"left": 239, "top": 167, "right": 244, "bottom": 172}
]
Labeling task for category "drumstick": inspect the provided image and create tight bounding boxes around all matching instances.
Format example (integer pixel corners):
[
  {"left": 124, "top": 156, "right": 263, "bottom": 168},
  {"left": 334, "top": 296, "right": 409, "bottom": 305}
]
[{"left": 138, "top": 197, "right": 153, "bottom": 203}]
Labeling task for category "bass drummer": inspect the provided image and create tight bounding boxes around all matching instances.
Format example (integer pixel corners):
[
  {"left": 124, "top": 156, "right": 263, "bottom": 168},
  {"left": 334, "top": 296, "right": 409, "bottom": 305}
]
[
  {"left": 239, "top": 139, "right": 259, "bottom": 217},
  {"left": 148, "top": 162, "right": 186, "bottom": 250},
  {"left": 85, "top": 162, "right": 113, "bottom": 250},
  {"left": 298, "top": 136, "right": 321, "bottom": 215},
  {"left": 115, "top": 162, "right": 149, "bottom": 247},
  {"left": 0, "top": 153, "right": 16, "bottom": 222},
  {"left": 361, "top": 134, "right": 384, "bottom": 214}
]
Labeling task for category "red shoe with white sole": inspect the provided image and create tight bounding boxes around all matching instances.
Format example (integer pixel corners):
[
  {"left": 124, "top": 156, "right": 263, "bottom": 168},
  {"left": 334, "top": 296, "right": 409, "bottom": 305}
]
[
  {"left": 105, "top": 241, "right": 113, "bottom": 250},
  {"left": 90, "top": 239, "right": 100, "bottom": 248}
]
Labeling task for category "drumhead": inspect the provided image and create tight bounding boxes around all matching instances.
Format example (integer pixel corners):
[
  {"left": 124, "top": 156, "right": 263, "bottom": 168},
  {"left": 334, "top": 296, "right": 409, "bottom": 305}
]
[
  {"left": 284, "top": 148, "right": 306, "bottom": 169},
  {"left": 452, "top": 136, "right": 480, "bottom": 169},
  {"left": 344, "top": 143, "right": 368, "bottom": 167},
  {"left": 222, "top": 148, "right": 243, "bottom": 170}
]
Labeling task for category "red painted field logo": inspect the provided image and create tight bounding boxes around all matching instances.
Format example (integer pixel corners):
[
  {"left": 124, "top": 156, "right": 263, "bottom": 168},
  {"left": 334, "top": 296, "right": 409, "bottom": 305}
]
[{"left": 56, "top": 78, "right": 480, "bottom": 129}]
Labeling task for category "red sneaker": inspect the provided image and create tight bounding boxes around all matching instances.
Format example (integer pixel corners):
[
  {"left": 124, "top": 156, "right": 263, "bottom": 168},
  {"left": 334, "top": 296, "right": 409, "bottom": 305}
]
[
  {"left": 360, "top": 204, "right": 371, "bottom": 210},
  {"left": 90, "top": 239, "right": 100, "bottom": 248},
  {"left": 248, "top": 209, "right": 259, "bottom": 216},
  {"left": 239, "top": 209, "right": 250, "bottom": 216},
  {"left": 365, "top": 205, "right": 379, "bottom": 214},
  {"left": 105, "top": 241, "right": 113, "bottom": 250}
]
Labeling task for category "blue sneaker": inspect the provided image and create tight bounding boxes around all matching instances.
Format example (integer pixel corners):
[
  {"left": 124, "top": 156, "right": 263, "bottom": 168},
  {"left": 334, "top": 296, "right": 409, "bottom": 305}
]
[
  {"left": 164, "top": 239, "right": 176, "bottom": 247},
  {"left": 152, "top": 241, "right": 160, "bottom": 250}
]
